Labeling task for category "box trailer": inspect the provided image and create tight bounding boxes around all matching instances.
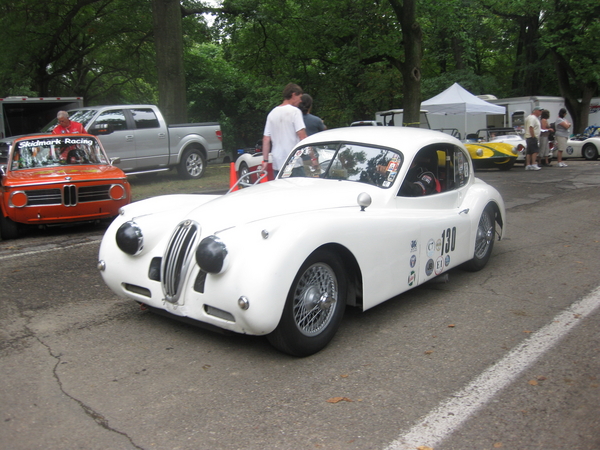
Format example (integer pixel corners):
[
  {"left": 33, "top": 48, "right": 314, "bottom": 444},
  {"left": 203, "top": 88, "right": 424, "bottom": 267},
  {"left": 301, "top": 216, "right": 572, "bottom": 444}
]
[
  {"left": 0, "top": 96, "right": 84, "bottom": 138},
  {"left": 428, "top": 96, "right": 600, "bottom": 138}
]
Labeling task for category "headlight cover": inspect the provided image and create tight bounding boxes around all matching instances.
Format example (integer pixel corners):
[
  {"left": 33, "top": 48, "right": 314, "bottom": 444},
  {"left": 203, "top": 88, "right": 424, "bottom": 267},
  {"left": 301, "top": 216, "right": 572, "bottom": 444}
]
[
  {"left": 196, "top": 235, "right": 228, "bottom": 274},
  {"left": 116, "top": 221, "right": 143, "bottom": 255}
]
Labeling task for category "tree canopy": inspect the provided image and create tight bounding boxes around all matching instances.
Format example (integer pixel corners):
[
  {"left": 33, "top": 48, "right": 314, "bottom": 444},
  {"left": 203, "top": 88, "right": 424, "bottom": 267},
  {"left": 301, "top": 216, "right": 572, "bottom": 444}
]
[{"left": 0, "top": 0, "right": 597, "bottom": 149}]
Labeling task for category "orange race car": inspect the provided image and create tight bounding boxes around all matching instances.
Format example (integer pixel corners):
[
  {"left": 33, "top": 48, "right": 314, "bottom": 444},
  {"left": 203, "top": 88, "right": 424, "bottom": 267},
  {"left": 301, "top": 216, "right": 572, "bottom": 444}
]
[{"left": 0, "top": 133, "right": 130, "bottom": 239}]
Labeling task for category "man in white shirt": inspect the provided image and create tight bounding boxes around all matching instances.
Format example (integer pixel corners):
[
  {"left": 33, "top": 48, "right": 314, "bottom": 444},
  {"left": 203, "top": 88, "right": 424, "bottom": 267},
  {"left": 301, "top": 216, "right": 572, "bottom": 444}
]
[
  {"left": 524, "top": 106, "right": 543, "bottom": 171},
  {"left": 262, "top": 83, "right": 307, "bottom": 176}
]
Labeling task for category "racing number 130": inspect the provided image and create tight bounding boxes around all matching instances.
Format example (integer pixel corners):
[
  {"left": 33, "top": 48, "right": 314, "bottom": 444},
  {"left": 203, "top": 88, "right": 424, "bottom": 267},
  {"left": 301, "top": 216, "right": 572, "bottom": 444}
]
[{"left": 441, "top": 227, "right": 456, "bottom": 255}]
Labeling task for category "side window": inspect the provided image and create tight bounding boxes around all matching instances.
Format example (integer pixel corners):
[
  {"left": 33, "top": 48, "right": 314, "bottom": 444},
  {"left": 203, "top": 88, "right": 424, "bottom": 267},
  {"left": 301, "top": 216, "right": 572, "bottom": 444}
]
[
  {"left": 131, "top": 109, "right": 160, "bottom": 129},
  {"left": 94, "top": 110, "right": 128, "bottom": 132},
  {"left": 453, "top": 148, "right": 470, "bottom": 189}
]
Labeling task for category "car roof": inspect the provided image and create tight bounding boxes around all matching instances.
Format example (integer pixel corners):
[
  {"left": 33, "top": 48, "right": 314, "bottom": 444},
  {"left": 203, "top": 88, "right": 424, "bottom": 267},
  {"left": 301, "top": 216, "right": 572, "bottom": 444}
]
[
  {"left": 299, "top": 126, "right": 463, "bottom": 157},
  {"left": 68, "top": 105, "right": 154, "bottom": 111}
]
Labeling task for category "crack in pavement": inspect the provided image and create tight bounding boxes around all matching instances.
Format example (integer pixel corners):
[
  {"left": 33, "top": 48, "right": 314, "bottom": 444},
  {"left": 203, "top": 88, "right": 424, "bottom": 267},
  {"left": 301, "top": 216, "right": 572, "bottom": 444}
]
[{"left": 30, "top": 327, "right": 146, "bottom": 450}]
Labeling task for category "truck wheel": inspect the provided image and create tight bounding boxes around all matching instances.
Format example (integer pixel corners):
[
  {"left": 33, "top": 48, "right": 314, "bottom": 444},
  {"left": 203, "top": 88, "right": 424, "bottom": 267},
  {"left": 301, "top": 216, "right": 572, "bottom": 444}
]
[
  {"left": 0, "top": 214, "right": 21, "bottom": 240},
  {"left": 177, "top": 148, "right": 206, "bottom": 180}
]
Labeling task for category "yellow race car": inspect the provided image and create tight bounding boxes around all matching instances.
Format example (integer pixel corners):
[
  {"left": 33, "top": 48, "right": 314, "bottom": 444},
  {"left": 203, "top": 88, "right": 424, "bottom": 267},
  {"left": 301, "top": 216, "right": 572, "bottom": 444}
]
[{"left": 464, "top": 129, "right": 519, "bottom": 170}]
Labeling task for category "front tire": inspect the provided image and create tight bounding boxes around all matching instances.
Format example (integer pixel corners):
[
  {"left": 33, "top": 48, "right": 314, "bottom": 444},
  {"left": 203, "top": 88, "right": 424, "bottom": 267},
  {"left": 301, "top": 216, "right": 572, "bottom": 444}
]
[
  {"left": 177, "top": 148, "right": 206, "bottom": 180},
  {"left": 238, "top": 162, "right": 250, "bottom": 186},
  {"left": 0, "top": 214, "right": 21, "bottom": 240},
  {"left": 582, "top": 143, "right": 598, "bottom": 161},
  {"left": 462, "top": 205, "right": 496, "bottom": 272},
  {"left": 268, "top": 250, "right": 347, "bottom": 356}
]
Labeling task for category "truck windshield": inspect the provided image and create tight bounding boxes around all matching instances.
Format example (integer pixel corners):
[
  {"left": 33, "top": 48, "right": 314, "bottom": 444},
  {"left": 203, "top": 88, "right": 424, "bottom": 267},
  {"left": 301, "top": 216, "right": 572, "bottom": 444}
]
[{"left": 40, "top": 109, "right": 97, "bottom": 132}]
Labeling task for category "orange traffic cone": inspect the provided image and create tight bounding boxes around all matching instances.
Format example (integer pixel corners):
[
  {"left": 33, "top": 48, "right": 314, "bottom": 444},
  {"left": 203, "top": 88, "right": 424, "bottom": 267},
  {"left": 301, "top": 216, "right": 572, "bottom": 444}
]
[
  {"left": 229, "top": 162, "right": 239, "bottom": 191},
  {"left": 259, "top": 169, "right": 268, "bottom": 184},
  {"left": 266, "top": 163, "right": 275, "bottom": 181}
]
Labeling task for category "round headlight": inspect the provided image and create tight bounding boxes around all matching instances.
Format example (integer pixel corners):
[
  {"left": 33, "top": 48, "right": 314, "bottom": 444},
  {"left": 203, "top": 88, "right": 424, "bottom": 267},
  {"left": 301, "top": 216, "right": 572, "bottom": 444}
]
[
  {"left": 476, "top": 148, "right": 483, "bottom": 157},
  {"left": 109, "top": 184, "right": 126, "bottom": 200},
  {"left": 196, "top": 235, "right": 228, "bottom": 274},
  {"left": 116, "top": 221, "right": 143, "bottom": 255}
]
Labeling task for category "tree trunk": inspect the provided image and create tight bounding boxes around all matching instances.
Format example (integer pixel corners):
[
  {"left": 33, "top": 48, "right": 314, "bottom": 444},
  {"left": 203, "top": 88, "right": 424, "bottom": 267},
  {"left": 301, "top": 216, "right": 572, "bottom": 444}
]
[
  {"left": 553, "top": 49, "right": 597, "bottom": 134},
  {"left": 388, "top": 0, "right": 422, "bottom": 128},
  {"left": 152, "top": 0, "right": 187, "bottom": 124}
]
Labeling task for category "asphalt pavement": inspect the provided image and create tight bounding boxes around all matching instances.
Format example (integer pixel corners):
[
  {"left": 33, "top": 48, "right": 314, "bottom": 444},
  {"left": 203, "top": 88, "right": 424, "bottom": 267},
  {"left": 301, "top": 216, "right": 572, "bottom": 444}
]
[{"left": 1, "top": 160, "right": 599, "bottom": 450}]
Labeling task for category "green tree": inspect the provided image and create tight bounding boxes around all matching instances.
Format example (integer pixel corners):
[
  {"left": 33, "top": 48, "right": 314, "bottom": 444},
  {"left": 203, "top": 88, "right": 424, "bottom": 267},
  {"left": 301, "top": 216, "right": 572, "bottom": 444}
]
[{"left": 542, "top": 0, "right": 600, "bottom": 133}]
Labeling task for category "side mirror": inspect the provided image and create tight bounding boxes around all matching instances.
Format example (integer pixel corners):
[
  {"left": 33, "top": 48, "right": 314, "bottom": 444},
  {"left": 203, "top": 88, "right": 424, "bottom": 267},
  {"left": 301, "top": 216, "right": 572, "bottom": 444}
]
[
  {"left": 110, "top": 157, "right": 121, "bottom": 165},
  {"left": 90, "top": 123, "right": 115, "bottom": 136},
  {"left": 0, "top": 164, "right": 6, "bottom": 176}
]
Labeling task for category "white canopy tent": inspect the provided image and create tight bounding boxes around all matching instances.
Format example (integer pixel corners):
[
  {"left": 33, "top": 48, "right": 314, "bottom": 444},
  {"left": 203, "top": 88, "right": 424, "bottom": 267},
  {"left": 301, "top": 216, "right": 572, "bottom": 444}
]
[{"left": 421, "top": 83, "right": 506, "bottom": 138}]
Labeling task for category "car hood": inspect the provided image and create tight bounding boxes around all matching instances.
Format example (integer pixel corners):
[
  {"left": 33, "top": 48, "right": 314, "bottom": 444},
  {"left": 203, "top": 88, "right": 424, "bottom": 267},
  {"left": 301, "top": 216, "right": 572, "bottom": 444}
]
[
  {"left": 130, "top": 178, "right": 387, "bottom": 233},
  {"left": 4, "top": 165, "right": 127, "bottom": 186}
]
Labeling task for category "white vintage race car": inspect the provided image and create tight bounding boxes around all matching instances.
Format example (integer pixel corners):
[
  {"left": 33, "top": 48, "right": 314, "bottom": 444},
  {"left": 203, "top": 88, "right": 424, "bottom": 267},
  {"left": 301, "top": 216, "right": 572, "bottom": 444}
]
[
  {"left": 564, "top": 127, "right": 600, "bottom": 160},
  {"left": 98, "top": 127, "right": 506, "bottom": 356}
]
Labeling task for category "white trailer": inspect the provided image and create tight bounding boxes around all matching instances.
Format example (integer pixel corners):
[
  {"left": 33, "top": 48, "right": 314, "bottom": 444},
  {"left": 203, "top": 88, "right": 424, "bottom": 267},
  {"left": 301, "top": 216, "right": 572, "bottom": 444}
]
[
  {"left": 0, "top": 96, "right": 84, "bottom": 138},
  {"left": 428, "top": 96, "right": 600, "bottom": 138}
]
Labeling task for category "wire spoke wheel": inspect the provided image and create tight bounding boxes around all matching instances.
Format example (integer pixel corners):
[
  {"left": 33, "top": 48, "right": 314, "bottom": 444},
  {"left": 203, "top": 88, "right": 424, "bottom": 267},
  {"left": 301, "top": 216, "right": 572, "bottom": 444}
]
[
  {"left": 268, "top": 249, "right": 347, "bottom": 356},
  {"left": 474, "top": 208, "right": 494, "bottom": 260},
  {"left": 292, "top": 262, "right": 338, "bottom": 336},
  {"left": 463, "top": 204, "right": 496, "bottom": 272}
]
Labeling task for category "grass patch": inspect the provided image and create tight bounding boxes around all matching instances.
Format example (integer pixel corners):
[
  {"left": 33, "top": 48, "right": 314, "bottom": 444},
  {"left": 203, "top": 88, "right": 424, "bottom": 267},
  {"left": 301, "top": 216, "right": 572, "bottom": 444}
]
[{"left": 127, "top": 163, "right": 231, "bottom": 202}]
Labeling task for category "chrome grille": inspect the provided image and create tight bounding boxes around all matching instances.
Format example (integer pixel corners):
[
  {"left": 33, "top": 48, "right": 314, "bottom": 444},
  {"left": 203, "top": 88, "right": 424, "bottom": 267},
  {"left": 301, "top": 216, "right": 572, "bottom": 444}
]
[
  {"left": 79, "top": 185, "right": 111, "bottom": 202},
  {"left": 25, "top": 189, "right": 62, "bottom": 206},
  {"left": 161, "top": 220, "right": 200, "bottom": 303},
  {"left": 63, "top": 185, "right": 77, "bottom": 206},
  {"left": 21, "top": 185, "right": 115, "bottom": 207}
]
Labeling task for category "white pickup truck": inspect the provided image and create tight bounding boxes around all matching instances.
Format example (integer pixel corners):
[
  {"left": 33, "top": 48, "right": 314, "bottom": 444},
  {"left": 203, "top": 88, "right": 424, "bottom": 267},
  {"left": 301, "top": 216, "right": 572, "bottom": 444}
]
[{"left": 42, "top": 104, "right": 224, "bottom": 179}]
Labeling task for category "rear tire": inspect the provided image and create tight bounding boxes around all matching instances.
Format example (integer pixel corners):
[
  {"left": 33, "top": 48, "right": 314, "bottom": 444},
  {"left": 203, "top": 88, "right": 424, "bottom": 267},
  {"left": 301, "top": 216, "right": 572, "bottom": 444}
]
[
  {"left": 268, "top": 250, "right": 346, "bottom": 356},
  {"left": 177, "top": 148, "right": 206, "bottom": 180},
  {"left": 462, "top": 205, "right": 495, "bottom": 272},
  {"left": 583, "top": 143, "right": 598, "bottom": 161}
]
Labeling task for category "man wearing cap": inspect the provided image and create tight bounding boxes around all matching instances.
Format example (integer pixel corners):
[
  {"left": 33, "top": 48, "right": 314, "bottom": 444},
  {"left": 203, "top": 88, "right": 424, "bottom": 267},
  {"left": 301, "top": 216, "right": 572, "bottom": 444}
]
[{"left": 524, "top": 106, "right": 543, "bottom": 171}]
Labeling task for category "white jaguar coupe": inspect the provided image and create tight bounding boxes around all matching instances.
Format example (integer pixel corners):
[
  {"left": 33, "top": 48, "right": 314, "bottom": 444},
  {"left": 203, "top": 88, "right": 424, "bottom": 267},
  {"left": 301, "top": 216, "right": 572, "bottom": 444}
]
[{"left": 98, "top": 126, "right": 505, "bottom": 356}]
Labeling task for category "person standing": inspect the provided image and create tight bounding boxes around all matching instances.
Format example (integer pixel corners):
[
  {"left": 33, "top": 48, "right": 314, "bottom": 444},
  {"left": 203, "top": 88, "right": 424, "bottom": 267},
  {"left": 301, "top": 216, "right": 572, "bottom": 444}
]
[
  {"left": 554, "top": 108, "right": 572, "bottom": 167},
  {"left": 538, "top": 109, "right": 554, "bottom": 167},
  {"left": 524, "top": 106, "right": 543, "bottom": 171},
  {"left": 299, "top": 94, "right": 326, "bottom": 136},
  {"left": 262, "top": 83, "right": 307, "bottom": 176},
  {"left": 52, "top": 111, "right": 85, "bottom": 134}
]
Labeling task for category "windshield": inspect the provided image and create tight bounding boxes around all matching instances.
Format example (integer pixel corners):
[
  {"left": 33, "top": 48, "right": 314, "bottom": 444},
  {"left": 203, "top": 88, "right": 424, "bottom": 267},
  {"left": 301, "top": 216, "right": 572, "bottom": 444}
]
[
  {"left": 40, "top": 109, "right": 97, "bottom": 132},
  {"left": 10, "top": 136, "right": 109, "bottom": 170},
  {"left": 280, "top": 142, "right": 403, "bottom": 189}
]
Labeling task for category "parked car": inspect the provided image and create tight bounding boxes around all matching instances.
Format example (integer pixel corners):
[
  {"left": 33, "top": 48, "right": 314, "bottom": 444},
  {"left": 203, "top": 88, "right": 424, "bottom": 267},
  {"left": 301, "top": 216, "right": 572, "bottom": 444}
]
[
  {"left": 564, "top": 126, "right": 600, "bottom": 160},
  {"left": 40, "top": 104, "right": 224, "bottom": 179},
  {"left": 464, "top": 141, "right": 518, "bottom": 170},
  {"left": 234, "top": 140, "right": 273, "bottom": 186},
  {"left": 97, "top": 127, "right": 505, "bottom": 356},
  {"left": 484, "top": 129, "right": 527, "bottom": 163},
  {"left": 0, "top": 134, "right": 130, "bottom": 239},
  {"left": 350, "top": 120, "right": 383, "bottom": 126}
]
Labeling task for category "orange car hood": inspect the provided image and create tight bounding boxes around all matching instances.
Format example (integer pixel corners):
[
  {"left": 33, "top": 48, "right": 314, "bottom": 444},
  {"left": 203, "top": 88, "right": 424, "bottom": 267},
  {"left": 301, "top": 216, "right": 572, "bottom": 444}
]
[{"left": 4, "top": 165, "right": 127, "bottom": 187}]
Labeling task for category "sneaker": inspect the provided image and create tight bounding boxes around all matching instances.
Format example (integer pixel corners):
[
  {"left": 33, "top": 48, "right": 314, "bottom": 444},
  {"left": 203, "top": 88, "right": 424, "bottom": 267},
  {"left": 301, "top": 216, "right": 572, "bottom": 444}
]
[
  {"left": 525, "top": 165, "right": 532, "bottom": 170},
  {"left": 558, "top": 162, "right": 568, "bottom": 167},
  {"left": 531, "top": 164, "right": 542, "bottom": 171}
]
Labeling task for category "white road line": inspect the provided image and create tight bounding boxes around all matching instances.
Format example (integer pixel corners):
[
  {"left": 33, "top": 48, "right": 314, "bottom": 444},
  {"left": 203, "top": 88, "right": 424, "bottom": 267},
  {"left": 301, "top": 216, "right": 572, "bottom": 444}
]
[
  {"left": 0, "top": 239, "right": 100, "bottom": 261},
  {"left": 385, "top": 286, "right": 600, "bottom": 450}
]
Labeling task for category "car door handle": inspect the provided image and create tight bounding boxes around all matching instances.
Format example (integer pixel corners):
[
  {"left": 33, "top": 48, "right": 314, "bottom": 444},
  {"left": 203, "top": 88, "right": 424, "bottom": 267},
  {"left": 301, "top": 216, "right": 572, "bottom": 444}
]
[
  {"left": 459, "top": 208, "right": 469, "bottom": 215},
  {"left": 158, "top": 133, "right": 166, "bottom": 139},
  {"left": 125, "top": 135, "right": 134, "bottom": 142}
]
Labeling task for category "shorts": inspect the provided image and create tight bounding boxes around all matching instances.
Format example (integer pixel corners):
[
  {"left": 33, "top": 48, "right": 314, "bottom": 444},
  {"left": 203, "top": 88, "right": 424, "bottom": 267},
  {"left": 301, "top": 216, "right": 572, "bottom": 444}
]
[
  {"left": 526, "top": 137, "right": 539, "bottom": 155},
  {"left": 555, "top": 136, "right": 568, "bottom": 152}
]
